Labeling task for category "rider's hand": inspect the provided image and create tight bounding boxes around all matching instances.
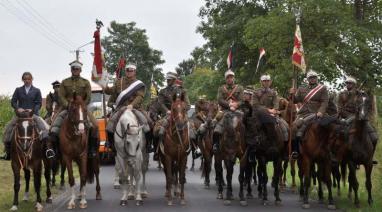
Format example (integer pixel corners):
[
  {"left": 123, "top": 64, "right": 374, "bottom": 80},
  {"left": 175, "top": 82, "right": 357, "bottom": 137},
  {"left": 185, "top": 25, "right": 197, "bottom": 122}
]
[
  {"left": 316, "top": 112, "right": 323, "bottom": 118},
  {"left": 289, "top": 88, "right": 297, "bottom": 95},
  {"left": 17, "top": 108, "right": 24, "bottom": 113},
  {"left": 230, "top": 106, "right": 236, "bottom": 111},
  {"left": 127, "top": 104, "right": 133, "bottom": 110},
  {"left": 166, "top": 110, "right": 171, "bottom": 115}
]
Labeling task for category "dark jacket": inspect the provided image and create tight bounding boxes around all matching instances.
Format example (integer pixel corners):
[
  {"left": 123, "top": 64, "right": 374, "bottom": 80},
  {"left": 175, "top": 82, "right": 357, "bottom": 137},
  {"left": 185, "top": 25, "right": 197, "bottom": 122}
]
[{"left": 11, "top": 85, "right": 42, "bottom": 115}]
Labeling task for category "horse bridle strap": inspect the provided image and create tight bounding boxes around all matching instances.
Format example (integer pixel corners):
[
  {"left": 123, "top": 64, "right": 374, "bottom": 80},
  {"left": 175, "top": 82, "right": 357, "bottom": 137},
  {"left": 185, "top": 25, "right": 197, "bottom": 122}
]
[{"left": 14, "top": 123, "right": 38, "bottom": 169}]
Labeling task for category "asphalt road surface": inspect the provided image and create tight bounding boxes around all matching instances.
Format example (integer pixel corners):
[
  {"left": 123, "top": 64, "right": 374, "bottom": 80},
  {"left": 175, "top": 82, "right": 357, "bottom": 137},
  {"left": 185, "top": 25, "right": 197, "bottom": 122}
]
[{"left": 47, "top": 155, "right": 334, "bottom": 212}]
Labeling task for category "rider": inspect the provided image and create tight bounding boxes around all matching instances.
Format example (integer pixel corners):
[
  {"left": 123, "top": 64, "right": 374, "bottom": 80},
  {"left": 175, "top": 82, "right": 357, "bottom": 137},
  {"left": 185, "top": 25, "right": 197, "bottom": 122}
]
[
  {"left": 102, "top": 64, "right": 150, "bottom": 152},
  {"left": 212, "top": 69, "right": 244, "bottom": 152},
  {"left": 338, "top": 76, "right": 378, "bottom": 164},
  {"left": 1, "top": 72, "right": 48, "bottom": 160},
  {"left": 253, "top": 74, "right": 289, "bottom": 144},
  {"left": 47, "top": 60, "right": 99, "bottom": 158},
  {"left": 45, "top": 80, "right": 61, "bottom": 120},
  {"left": 289, "top": 70, "right": 329, "bottom": 159},
  {"left": 154, "top": 71, "right": 190, "bottom": 160}
]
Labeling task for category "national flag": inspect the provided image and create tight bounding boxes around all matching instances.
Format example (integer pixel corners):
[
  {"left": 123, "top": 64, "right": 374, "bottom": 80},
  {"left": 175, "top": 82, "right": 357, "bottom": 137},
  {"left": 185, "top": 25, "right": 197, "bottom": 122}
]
[
  {"left": 292, "top": 24, "right": 306, "bottom": 73},
  {"left": 255, "top": 48, "right": 266, "bottom": 74},
  {"left": 91, "top": 24, "right": 108, "bottom": 87},
  {"left": 116, "top": 57, "right": 126, "bottom": 78},
  {"left": 227, "top": 46, "right": 233, "bottom": 69}
]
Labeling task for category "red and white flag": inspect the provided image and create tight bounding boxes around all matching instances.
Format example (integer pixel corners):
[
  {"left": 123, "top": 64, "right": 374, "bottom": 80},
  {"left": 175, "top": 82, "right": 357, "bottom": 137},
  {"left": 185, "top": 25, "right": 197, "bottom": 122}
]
[
  {"left": 227, "top": 47, "right": 233, "bottom": 69},
  {"left": 255, "top": 48, "right": 266, "bottom": 73},
  {"left": 116, "top": 57, "right": 126, "bottom": 79},
  {"left": 91, "top": 25, "right": 108, "bottom": 87},
  {"left": 292, "top": 24, "right": 306, "bottom": 73}
]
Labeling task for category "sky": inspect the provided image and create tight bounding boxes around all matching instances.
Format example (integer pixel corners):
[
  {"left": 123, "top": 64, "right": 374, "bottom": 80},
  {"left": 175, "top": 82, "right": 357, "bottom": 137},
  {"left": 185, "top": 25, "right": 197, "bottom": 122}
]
[{"left": 0, "top": 0, "right": 205, "bottom": 96}]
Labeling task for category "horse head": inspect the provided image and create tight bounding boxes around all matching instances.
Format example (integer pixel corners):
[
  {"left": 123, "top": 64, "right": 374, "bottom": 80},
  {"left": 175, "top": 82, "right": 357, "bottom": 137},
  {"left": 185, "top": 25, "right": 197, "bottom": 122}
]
[
  {"left": 118, "top": 110, "right": 142, "bottom": 157},
  {"left": 68, "top": 93, "right": 87, "bottom": 134},
  {"left": 206, "top": 101, "right": 218, "bottom": 128},
  {"left": 356, "top": 91, "right": 370, "bottom": 121},
  {"left": 15, "top": 110, "right": 37, "bottom": 152},
  {"left": 171, "top": 90, "right": 188, "bottom": 130}
]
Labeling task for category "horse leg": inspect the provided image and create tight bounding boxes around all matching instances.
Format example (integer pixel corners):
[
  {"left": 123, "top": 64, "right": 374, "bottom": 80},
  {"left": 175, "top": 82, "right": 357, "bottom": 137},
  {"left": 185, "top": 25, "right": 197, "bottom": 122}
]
[
  {"left": 297, "top": 158, "right": 304, "bottom": 200},
  {"left": 60, "top": 159, "right": 66, "bottom": 190},
  {"left": 224, "top": 159, "right": 234, "bottom": 205},
  {"left": 190, "top": 150, "right": 195, "bottom": 171},
  {"left": 365, "top": 163, "right": 373, "bottom": 205},
  {"left": 348, "top": 161, "right": 359, "bottom": 207},
  {"left": 133, "top": 159, "right": 143, "bottom": 206},
  {"left": 317, "top": 163, "right": 324, "bottom": 204},
  {"left": 301, "top": 157, "right": 311, "bottom": 209},
  {"left": 245, "top": 160, "right": 253, "bottom": 199},
  {"left": 23, "top": 168, "right": 30, "bottom": 201},
  {"left": 324, "top": 161, "right": 336, "bottom": 210},
  {"left": 95, "top": 158, "right": 102, "bottom": 200},
  {"left": 11, "top": 163, "right": 21, "bottom": 211},
  {"left": 179, "top": 155, "right": 187, "bottom": 205},
  {"left": 78, "top": 157, "right": 88, "bottom": 209},
  {"left": 290, "top": 159, "right": 297, "bottom": 190},
  {"left": 43, "top": 159, "right": 52, "bottom": 203},
  {"left": 253, "top": 159, "right": 258, "bottom": 186},
  {"left": 214, "top": 156, "right": 224, "bottom": 199},
  {"left": 33, "top": 160, "right": 43, "bottom": 212},
  {"left": 204, "top": 157, "right": 211, "bottom": 189},
  {"left": 164, "top": 156, "right": 173, "bottom": 205},
  {"left": 273, "top": 159, "right": 282, "bottom": 205},
  {"left": 238, "top": 158, "right": 247, "bottom": 206},
  {"left": 64, "top": 156, "right": 76, "bottom": 210}
]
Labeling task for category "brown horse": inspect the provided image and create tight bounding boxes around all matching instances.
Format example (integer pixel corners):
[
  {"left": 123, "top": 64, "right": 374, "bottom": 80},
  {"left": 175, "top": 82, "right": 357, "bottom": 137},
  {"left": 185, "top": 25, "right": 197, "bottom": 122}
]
[
  {"left": 160, "top": 91, "right": 189, "bottom": 206},
  {"left": 279, "top": 97, "right": 298, "bottom": 190},
  {"left": 299, "top": 116, "right": 337, "bottom": 210},
  {"left": 197, "top": 101, "right": 218, "bottom": 189},
  {"left": 10, "top": 110, "right": 51, "bottom": 211},
  {"left": 60, "top": 95, "right": 101, "bottom": 209},
  {"left": 215, "top": 110, "right": 246, "bottom": 206}
]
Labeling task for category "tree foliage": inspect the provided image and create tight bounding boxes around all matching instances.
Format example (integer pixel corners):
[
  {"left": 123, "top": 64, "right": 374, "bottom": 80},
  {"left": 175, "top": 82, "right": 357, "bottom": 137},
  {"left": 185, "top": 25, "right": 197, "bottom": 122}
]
[
  {"left": 181, "top": 0, "right": 382, "bottom": 99},
  {"left": 102, "top": 21, "right": 165, "bottom": 88}
]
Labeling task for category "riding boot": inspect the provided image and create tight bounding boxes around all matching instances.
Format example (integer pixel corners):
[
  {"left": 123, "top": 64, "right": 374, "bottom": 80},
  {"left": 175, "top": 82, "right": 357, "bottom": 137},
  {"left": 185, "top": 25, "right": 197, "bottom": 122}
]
[
  {"left": 106, "top": 131, "right": 116, "bottom": 154},
  {"left": 192, "top": 137, "right": 202, "bottom": 159},
  {"left": 291, "top": 137, "right": 300, "bottom": 159},
  {"left": 46, "top": 132, "right": 59, "bottom": 159},
  {"left": 0, "top": 141, "right": 11, "bottom": 160},
  {"left": 153, "top": 136, "right": 162, "bottom": 161},
  {"left": 145, "top": 132, "right": 154, "bottom": 153},
  {"left": 88, "top": 130, "right": 99, "bottom": 158},
  {"left": 212, "top": 132, "right": 221, "bottom": 153}
]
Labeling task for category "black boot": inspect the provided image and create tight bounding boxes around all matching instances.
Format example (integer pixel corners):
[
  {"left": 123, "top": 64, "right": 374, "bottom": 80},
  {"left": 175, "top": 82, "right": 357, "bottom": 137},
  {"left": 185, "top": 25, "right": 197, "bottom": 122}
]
[
  {"left": 0, "top": 142, "right": 11, "bottom": 160},
  {"left": 291, "top": 137, "right": 300, "bottom": 159},
  {"left": 145, "top": 132, "right": 154, "bottom": 153},
  {"left": 106, "top": 131, "right": 116, "bottom": 154},
  {"left": 153, "top": 136, "right": 162, "bottom": 161},
  {"left": 46, "top": 133, "right": 58, "bottom": 159},
  {"left": 212, "top": 133, "right": 221, "bottom": 153},
  {"left": 88, "top": 131, "right": 99, "bottom": 158}
]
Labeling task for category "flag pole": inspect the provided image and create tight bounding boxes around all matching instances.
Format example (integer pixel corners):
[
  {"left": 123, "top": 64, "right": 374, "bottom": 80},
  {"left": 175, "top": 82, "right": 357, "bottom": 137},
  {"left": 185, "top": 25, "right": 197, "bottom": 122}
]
[{"left": 288, "top": 65, "right": 297, "bottom": 158}]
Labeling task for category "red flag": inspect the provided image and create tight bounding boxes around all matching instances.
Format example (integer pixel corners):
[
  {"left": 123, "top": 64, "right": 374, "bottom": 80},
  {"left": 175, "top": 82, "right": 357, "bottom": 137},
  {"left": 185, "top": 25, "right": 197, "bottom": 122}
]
[
  {"left": 292, "top": 25, "right": 306, "bottom": 73},
  {"left": 116, "top": 57, "right": 126, "bottom": 78},
  {"left": 255, "top": 48, "right": 266, "bottom": 73},
  {"left": 227, "top": 47, "right": 233, "bottom": 69},
  {"left": 92, "top": 28, "right": 103, "bottom": 80}
]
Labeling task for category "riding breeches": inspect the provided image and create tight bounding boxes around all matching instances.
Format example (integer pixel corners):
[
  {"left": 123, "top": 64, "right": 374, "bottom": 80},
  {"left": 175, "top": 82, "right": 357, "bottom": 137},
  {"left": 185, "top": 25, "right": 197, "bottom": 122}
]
[
  {"left": 292, "top": 113, "right": 316, "bottom": 138},
  {"left": 2, "top": 115, "right": 49, "bottom": 145}
]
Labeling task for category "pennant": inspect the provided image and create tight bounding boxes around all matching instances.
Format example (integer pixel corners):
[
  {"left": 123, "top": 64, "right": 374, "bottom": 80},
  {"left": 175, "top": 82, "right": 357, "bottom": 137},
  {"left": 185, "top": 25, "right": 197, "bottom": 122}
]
[
  {"left": 116, "top": 57, "right": 126, "bottom": 78},
  {"left": 255, "top": 48, "right": 266, "bottom": 74},
  {"left": 227, "top": 46, "right": 233, "bottom": 69},
  {"left": 292, "top": 24, "right": 306, "bottom": 73}
]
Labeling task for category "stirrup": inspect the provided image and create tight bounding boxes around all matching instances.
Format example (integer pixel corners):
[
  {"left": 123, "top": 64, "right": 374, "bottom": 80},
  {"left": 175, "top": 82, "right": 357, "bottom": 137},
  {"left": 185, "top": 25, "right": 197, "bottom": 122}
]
[
  {"left": 46, "top": 149, "right": 56, "bottom": 159},
  {"left": 193, "top": 148, "right": 202, "bottom": 158},
  {"left": 290, "top": 152, "right": 299, "bottom": 159}
]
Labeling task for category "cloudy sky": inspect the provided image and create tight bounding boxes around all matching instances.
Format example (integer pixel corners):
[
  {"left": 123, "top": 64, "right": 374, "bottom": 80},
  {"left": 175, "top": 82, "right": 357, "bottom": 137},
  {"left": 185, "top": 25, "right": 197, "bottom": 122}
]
[{"left": 0, "top": 0, "right": 205, "bottom": 96}]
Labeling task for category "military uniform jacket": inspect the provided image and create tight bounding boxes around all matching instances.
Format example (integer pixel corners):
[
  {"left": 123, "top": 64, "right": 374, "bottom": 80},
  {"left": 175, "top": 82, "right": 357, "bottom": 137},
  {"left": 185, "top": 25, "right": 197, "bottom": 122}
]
[
  {"left": 253, "top": 88, "right": 279, "bottom": 109},
  {"left": 293, "top": 83, "right": 329, "bottom": 116},
  {"left": 46, "top": 92, "right": 60, "bottom": 115},
  {"left": 59, "top": 76, "right": 91, "bottom": 108},
  {"left": 217, "top": 84, "right": 244, "bottom": 110},
  {"left": 158, "top": 85, "right": 190, "bottom": 114},
  {"left": 104, "top": 77, "right": 145, "bottom": 110},
  {"left": 338, "top": 89, "right": 360, "bottom": 118}
]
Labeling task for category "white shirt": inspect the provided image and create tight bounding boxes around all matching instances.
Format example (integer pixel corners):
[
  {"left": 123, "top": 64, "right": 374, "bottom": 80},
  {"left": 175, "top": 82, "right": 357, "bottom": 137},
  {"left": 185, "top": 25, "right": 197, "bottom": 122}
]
[{"left": 25, "top": 85, "right": 31, "bottom": 94}]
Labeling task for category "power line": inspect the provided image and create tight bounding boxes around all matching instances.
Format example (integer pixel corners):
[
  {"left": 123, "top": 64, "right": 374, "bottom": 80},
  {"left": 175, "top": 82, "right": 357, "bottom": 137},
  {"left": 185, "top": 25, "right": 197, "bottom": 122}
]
[
  {"left": 0, "top": 0, "right": 73, "bottom": 51},
  {"left": 16, "top": 0, "right": 77, "bottom": 48}
]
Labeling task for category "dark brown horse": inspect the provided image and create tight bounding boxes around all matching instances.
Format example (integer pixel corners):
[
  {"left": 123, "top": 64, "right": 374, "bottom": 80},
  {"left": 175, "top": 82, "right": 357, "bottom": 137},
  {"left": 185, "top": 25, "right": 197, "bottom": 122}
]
[
  {"left": 215, "top": 111, "right": 246, "bottom": 206},
  {"left": 10, "top": 110, "right": 51, "bottom": 211},
  {"left": 60, "top": 95, "right": 101, "bottom": 209},
  {"left": 160, "top": 91, "right": 189, "bottom": 206},
  {"left": 197, "top": 101, "right": 218, "bottom": 189},
  {"left": 299, "top": 116, "right": 337, "bottom": 210}
]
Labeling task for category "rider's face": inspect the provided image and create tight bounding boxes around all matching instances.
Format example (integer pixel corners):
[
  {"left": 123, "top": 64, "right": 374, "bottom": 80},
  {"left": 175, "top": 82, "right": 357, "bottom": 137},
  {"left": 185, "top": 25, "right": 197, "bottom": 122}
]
[
  {"left": 71, "top": 67, "right": 81, "bottom": 77},
  {"left": 244, "top": 93, "right": 252, "bottom": 101},
  {"left": 226, "top": 75, "right": 234, "bottom": 85},
  {"left": 125, "top": 68, "right": 136, "bottom": 79},
  {"left": 167, "top": 79, "right": 175, "bottom": 86},
  {"left": 308, "top": 76, "right": 317, "bottom": 85},
  {"left": 22, "top": 75, "right": 32, "bottom": 86},
  {"left": 261, "top": 80, "right": 271, "bottom": 88},
  {"left": 346, "top": 82, "right": 355, "bottom": 90}
]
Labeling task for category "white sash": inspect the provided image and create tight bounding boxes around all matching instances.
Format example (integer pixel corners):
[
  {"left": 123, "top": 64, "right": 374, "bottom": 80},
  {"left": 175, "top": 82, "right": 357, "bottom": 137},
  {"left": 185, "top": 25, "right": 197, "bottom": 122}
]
[{"left": 115, "top": 80, "right": 144, "bottom": 107}]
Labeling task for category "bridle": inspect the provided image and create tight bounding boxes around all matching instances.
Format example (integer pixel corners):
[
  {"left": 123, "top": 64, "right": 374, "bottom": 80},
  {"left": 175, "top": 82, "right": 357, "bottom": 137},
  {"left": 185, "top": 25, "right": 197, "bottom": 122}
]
[{"left": 14, "top": 117, "right": 38, "bottom": 169}]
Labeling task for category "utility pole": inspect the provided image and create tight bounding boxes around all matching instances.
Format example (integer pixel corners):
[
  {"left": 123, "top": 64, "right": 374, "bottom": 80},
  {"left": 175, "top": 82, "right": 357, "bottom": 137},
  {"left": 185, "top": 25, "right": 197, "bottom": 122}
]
[{"left": 70, "top": 40, "right": 94, "bottom": 60}]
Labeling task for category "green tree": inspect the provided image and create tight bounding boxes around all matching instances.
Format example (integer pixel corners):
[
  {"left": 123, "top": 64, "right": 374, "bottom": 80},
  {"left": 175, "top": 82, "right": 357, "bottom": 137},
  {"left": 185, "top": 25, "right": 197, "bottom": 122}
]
[{"left": 102, "top": 21, "right": 165, "bottom": 88}]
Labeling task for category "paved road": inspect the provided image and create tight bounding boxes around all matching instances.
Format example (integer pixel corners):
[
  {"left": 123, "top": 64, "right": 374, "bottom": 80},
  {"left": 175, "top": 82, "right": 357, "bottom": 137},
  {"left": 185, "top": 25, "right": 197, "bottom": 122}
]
[{"left": 47, "top": 156, "right": 334, "bottom": 212}]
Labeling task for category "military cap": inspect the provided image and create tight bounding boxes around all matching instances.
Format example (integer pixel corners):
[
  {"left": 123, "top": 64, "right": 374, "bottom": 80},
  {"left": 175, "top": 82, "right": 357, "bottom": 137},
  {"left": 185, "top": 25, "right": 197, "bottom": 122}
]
[
  {"left": 69, "top": 60, "right": 83, "bottom": 68},
  {"left": 306, "top": 70, "right": 318, "bottom": 78},
  {"left": 126, "top": 64, "right": 137, "bottom": 70},
  {"left": 166, "top": 71, "right": 178, "bottom": 80},
  {"left": 260, "top": 74, "right": 271, "bottom": 81},
  {"left": 345, "top": 76, "right": 357, "bottom": 84},
  {"left": 224, "top": 69, "right": 235, "bottom": 78},
  {"left": 51, "top": 80, "right": 60, "bottom": 87}
]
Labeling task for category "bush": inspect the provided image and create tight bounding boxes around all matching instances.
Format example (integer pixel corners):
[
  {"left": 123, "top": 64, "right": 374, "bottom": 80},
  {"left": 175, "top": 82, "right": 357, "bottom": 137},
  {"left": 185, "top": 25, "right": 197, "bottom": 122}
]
[{"left": 0, "top": 96, "right": 13, "bottom": 136}]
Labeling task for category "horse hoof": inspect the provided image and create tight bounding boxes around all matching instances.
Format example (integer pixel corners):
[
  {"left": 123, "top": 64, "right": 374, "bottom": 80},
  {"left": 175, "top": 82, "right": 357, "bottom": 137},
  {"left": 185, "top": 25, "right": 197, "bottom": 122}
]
[
  {"left": 128, "top": 195, "right": 135, "bottom": 200},
  {"left": 141, "top": 192, "right": 148, "bottom": 198},
  {"left": 79, "top": 202, "right": 87, "bottom": 209},
  {"left": 96, "top": 194, "right": 102, "bottom": 200},
  {"left": 302, "top": 203, "right": 310, "bottom": 209},
  {"left": 136, "top": 200, "right": 143, "bottom": 206},
  {"left": 275, "top": 200, "right": 282, "bottom": 206},
  {"left": 67, "top": 203, "right": 76, "bottom": 210},
  {"left": 217, "top": 193, "right": 223, "bottom": 199},
  {"left": 246, "top": 194, "right": 254, "bottom": 199},
  {"left": 10, "top": 205, "right": 18, "bottom": 211},
  {"left": 327, "top": 204, "right": 336, "bottom": 210},
  {"left": 35, "top": 202, "right": 43, "bottom": 212},
  {"left": 223, "top": 200, "right": 231, "bottom": 206},
  {"left": 46, "top": 197, "right": 53, "bottom": 204},
  {"left": 263, "top": 200, "right": 269, "bottom": 206},
  {"left": 180, "top": 199, "right": 187, "bottom": 205},
  {"left": 167, "top": 200, "right": 173, "bottom": 206},
  {"left": 23, "top": 193, "right": 29, "bottom": 201},
  {"left": 114, "top": 184, "right": 121, "bottom": 189},
  {"left": 204, "top": 184, "right": 210, "bottom": 189},
  {"left": 240, "top": 200, "right": 248, "bottom": 206},
  {"left": 120, "top": 200, "right": 127, "bottom": 206}
]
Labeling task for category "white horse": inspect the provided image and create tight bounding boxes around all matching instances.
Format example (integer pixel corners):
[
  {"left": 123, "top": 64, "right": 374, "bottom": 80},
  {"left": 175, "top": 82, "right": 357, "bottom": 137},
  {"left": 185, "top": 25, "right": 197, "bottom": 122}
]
[{"left": 114, "top": 109, "right": 146, "bottom": 206}]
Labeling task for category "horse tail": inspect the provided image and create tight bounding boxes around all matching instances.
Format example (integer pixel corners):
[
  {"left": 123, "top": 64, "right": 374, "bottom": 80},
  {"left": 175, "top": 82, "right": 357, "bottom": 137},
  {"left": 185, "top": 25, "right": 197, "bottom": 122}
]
[{"left": 86, "top": 156, "right": 96, "bottom": 184}]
